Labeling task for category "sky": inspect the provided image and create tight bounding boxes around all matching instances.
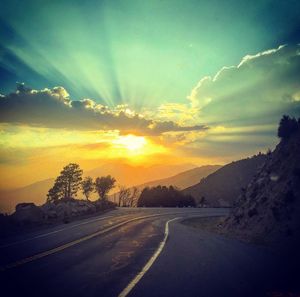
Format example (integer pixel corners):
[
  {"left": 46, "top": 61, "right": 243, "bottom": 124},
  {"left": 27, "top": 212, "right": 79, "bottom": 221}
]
[{"left": 0, "top": 0, "right": 300, "bottom": 188}]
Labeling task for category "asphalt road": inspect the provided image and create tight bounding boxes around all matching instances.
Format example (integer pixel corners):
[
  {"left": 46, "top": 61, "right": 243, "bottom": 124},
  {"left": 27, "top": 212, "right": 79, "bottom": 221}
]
[{"left": 0, "top": 207, "right": 294, "bottom": 297}]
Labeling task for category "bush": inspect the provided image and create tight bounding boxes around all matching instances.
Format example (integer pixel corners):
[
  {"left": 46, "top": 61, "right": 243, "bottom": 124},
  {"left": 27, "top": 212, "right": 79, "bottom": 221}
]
[
  {"left": 277, "top": 115, "right": 299, "bottom": 139},
  {"left": 94, "top": 199, "right": 116, "bottom": 211},
  {"left": 137, "top": 186, "right": 196, "bottom": 207}
]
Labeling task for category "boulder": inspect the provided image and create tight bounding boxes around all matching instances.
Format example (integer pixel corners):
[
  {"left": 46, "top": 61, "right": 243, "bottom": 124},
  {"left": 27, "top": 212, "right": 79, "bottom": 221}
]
[
  {"left": 12, "top": 203, "right": 44, "bottom": 224},
  {"left": 56, "top": 202, "right": 72, "bottom": 219}
]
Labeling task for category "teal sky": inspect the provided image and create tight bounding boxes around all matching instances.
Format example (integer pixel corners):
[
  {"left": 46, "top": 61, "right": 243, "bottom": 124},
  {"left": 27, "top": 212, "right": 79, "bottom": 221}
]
[{"left": 1, "top": 0, "right": 299, "bottom": 109}]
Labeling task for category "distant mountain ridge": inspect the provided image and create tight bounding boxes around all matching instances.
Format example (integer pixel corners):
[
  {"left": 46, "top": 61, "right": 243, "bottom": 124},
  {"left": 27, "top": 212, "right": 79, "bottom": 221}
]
[
  {"left": 182, "top": 154, "right": 267, "bottom": 207},
  {"left": 87, "top": 162, "right": 197, "bottom": 187},
  {"left": 110, "top": 165, "right": 222, "bottom": 203},
  {"left": 135, "top": 165, "right": 222, "bottom": 191}
]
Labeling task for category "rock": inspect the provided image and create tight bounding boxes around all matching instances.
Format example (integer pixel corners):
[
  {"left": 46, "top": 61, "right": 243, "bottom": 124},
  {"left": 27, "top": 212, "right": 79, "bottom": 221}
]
[
  {"left": 56, "top": 202, "right": 72, "bottom": 219},
  {"left": 46, "top": 210, "right": 58, "bottom": 219},
  {"left": 12, "top": 203, "right": 44, "bottom": 224},
  {"left": 39, "top": 199, "right": 101, "bottom": 221},
  {"left": 9, "top": 198, "right": 116, "bottom": 225}
]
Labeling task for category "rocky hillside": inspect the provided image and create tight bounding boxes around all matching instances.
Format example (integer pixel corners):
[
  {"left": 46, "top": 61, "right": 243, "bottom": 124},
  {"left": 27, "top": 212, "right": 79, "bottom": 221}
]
[
  {"left": 224, "top": 124, "right": 300, "bottom": 248},
  {"left": 182, "top": 154, "right": 267, "bottom": 206}
]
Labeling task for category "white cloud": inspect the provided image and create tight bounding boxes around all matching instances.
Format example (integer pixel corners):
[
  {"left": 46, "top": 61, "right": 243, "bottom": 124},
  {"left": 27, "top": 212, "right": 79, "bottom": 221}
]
[
  {"left": 0, "top": 83, "right": 206, "bottom": 135},
  {"left": 189, "top": 44, "right": 300, "bottom": 126}
]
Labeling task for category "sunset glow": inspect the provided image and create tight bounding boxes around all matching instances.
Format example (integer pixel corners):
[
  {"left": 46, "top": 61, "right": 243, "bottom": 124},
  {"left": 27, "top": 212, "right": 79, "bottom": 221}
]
[{"left": 112, "top": 135, "right": 147, "bottom": 152}]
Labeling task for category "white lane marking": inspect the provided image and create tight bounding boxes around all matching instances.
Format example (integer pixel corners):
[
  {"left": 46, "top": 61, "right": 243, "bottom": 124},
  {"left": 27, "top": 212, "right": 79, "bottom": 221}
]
[
  {"left": 0, "top": 215, "right": 114, "bottom": 248},
  {"left": 118, "top": 217, "right": 181, "bottom": 297}
]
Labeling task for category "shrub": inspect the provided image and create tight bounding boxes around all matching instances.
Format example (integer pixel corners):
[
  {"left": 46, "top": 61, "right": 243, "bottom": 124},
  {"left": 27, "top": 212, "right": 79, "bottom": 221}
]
[
  {"left": 277, "top": 115, "right": 298, "bottom": 139},
  {"left": 137, "top": 186, "right": 196, "bottom": 207}
]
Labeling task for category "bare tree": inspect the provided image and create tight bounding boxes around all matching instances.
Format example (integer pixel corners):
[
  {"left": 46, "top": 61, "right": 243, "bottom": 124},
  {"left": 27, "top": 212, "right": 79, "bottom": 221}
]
[
  {"left": 117, "top": 186, "right": 140, "bottom": 207},
  {"left": 118, "top": 185, "right": 131, "bottom": 207},
  {"left": 130, "top": 186, "right": 140, "bottom": 207}
]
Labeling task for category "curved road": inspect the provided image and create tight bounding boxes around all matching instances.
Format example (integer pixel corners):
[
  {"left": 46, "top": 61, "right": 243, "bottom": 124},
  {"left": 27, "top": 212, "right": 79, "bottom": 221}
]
[{"left": 0, "top": 207, "right": 290, "bottom": 297}]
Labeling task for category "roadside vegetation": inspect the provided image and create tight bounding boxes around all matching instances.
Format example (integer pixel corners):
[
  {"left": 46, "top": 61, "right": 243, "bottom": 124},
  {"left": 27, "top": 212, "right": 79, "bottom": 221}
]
[
  {"left": 116, "top": 186, "right": 140, "bottom": 207},
  {"left": 137, "top": 185, "right": 195, "bottom": 207},
  {"left": 45, "top": 164, "right": 197, "bottom": 208},
  {"left": 47, "top": 163, "right": 116, "bottom": 203}
]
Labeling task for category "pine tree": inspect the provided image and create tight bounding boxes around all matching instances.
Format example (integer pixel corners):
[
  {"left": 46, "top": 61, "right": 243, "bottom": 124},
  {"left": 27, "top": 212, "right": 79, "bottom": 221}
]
[{"left": 47, "top": 163, "right": 83, "bottom": 202}]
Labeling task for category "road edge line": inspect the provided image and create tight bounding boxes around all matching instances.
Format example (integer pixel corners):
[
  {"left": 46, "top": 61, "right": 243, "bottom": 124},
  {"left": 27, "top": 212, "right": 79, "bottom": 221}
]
[{"left": 118, "top": 217, "right": 181, "bottom": 297}]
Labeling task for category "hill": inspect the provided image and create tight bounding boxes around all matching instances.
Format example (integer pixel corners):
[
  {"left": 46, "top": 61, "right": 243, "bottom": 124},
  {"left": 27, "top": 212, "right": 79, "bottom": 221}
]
[
  {"left": 0, "top": 179, "right": 54, "bottom": 214},
  {"left": 224, "top": 120, "right": 300, "bottom": 247},
  {"left": 134, "top": 165, "right": 221, "bottom": 191},
  {"left": 182, "top": 154, "right": 267, "bottom": 207}
]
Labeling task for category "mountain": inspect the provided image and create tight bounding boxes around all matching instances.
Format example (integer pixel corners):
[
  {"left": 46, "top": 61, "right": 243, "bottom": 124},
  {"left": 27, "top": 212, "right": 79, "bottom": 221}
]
[
  {"left": 87, "top": 162, "right": 196, "bottom": 187},
  {"left": 134, "top": 165, "right": 221, "bottom": 191},
  {"left": 0, "top": 162, "right": 195, "bottom": 213},
  {"left": 182, "top": 154, "right": 267, "bottom": 207},
  {"left": 223, "top": 125, "right": 300, "bottom": 247},
  {"left": 0, "top": 179, "right": 54, "bottom": 214}
]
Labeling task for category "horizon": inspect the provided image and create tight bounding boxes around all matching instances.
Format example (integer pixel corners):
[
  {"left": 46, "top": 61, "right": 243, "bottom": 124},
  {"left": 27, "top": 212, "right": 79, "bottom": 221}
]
[{"left": 1, "top": 150, "right": 269, "bottom": 191}]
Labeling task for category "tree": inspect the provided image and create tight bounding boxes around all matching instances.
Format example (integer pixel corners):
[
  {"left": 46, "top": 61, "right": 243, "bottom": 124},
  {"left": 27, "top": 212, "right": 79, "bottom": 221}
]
[
  {"left": 118, "top": 185, "right": 131, "bottom": 206},
  {"left": 117, "top": 186, "right": 140, "bottom": 207},
  {"left": 81, "top": 176, "right": 94, "bottom": 200},
  {"left": 278, "top": 115, "right": 298, "bottom": 139},
  {"left": 47, "top": 182, "right": 63, "bottom": 203},
  {"left": 199, "top": 196, "right": 206, "bottom": 207},
  {"left": 95, "top": 175, "right": 116, "bottom": 200},
  {"left": 60, "top": 163, "right": 83, "bottom": 198},
  {"left": 47, "top": 163, "right": 83, "bottom": 202},
  {"left": 130, "top": 186, "right": 140, "bottom": 207},
  {"left": 137, "top": 185, "right": 195, "bottom": 207}
]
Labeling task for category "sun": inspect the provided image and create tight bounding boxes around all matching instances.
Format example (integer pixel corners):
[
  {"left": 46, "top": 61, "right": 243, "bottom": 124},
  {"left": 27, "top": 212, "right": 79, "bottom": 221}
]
[
  {"left": 112, "top": 135, "right": 147, "bottom": 152},
  {"left": 110, "top": 134, "right": 168, "bottom": 163}
]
